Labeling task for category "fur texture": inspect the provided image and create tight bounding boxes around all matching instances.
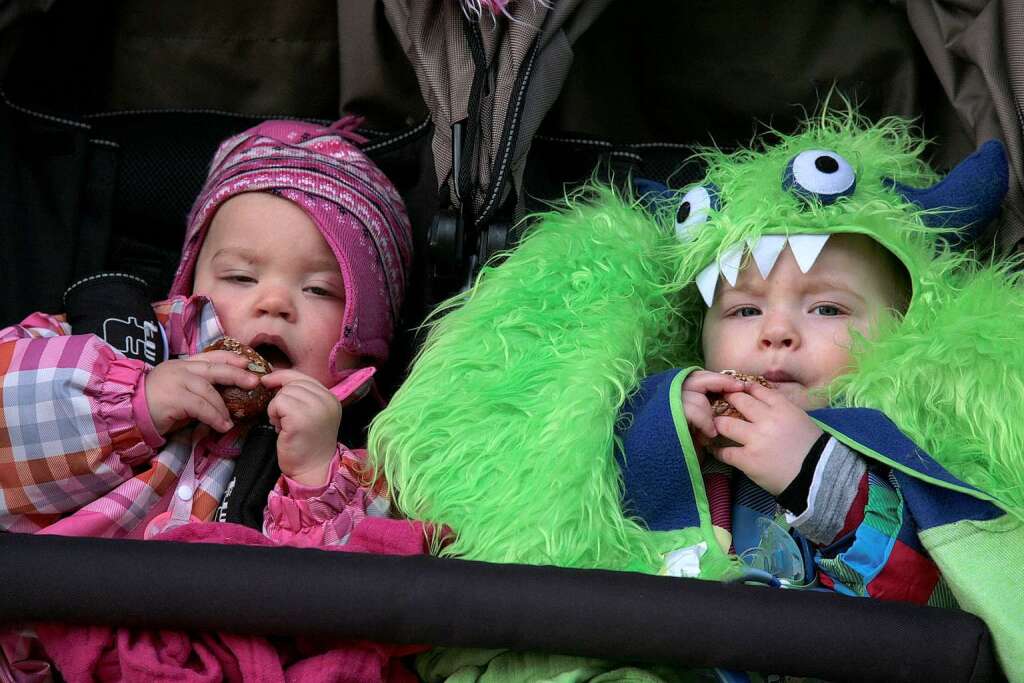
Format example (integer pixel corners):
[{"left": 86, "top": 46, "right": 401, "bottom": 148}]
[{"left": 370, "top": 187, "right": 692, "bottom": 570}]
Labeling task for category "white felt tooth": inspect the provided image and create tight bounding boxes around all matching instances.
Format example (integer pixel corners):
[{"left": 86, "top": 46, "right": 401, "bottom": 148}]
[
  {"left": 788, "top": 234, "right": 830, "bottom": 274},
  {"left": 696, "top": 262, "right": 720, "bottom": 307},
  {"left": 749, "top": 235, "right": 788, "bottom": 279},
  {"left": 720, "top": 246, "right": 744, "bottom": 287}
]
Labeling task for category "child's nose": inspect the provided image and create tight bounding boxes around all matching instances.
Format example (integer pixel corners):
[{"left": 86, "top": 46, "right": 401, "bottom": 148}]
[
  {"left": 255, "top": 286, "right": 295, "bottom": 321},
  {"left": 759, "top": 315, "right": 799, "bottom": 350}
]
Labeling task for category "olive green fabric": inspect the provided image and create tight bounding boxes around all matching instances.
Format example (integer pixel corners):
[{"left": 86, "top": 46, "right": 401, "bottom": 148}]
[
  {"left": 918, "top": 514, "right": 1024, "bottom": 683},
  {"left": 416, "top": 647, "right": 708, "bottom": 683}
]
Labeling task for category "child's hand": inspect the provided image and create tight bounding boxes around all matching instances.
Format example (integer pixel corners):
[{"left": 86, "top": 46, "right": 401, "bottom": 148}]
[
  {"left": 261, "top": 370, "right": 342, "bottom": 487},
  {"left": 710, "top": 382, "right": 823, "bottom": 495},
  {"left": 145, "top": 350, "right": 260, "bottom": 435},
  {"left": 681, "top": 370, "right": 748, "bottom": 450}
]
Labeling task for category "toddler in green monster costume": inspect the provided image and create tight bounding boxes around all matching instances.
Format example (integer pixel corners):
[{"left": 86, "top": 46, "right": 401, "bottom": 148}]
[
  {"left": 371, "top": 109, "right": 1024, "bottom": 680},
  {"left": 658, "top": 230, "right": 917, "bottom": 587}
]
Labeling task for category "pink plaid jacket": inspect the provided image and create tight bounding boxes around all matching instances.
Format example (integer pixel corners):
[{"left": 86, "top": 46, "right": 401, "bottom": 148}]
[{"left": 0, "top": 296, "right": 391, "bottom": 545}]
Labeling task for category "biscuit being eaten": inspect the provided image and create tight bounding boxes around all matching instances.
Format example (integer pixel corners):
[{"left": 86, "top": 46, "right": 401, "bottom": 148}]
[
  {"left": 203, "top": 337, "right": 275, "bottom": 419},
  {"left": 708, "top": 370, "right": 774, "bottom": 448}
]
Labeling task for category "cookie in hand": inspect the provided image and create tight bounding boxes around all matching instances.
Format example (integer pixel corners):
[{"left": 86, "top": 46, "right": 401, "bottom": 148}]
[
  {"left": 708, "top": 370, "right": 774, "bottom": 448},
  {"left": 203, "top": 337, "right": 275, "bottom": 419}
]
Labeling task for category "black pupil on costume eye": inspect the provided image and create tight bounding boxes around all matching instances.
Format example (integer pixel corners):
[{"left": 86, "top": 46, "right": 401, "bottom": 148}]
[
  {"left": 815, "top": 155, "right": 839, "bottom": 173},
  {"left": 677, "top": 201, "right": 691, "bottom": 222}
]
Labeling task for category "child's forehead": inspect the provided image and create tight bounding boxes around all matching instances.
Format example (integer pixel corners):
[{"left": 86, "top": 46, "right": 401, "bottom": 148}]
[{"left": 200, "top": 194, "right": 341, "bottom": 273}]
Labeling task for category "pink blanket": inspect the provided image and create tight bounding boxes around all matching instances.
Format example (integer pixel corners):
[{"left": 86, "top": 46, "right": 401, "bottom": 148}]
[{"left": 15, "top": 519, "right": 429, "bottom": 683}]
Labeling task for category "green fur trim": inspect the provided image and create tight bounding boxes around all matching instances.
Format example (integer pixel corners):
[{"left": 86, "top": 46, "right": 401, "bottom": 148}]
[
  {"left": 369, "top": 187, "right": 685, "bottom": 571},
  {"left": 834, "top": 261, "right": 1024, "bottom": 520}
]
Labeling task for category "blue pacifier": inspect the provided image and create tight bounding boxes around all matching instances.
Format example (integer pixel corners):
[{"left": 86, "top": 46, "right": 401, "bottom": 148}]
[{"left": 737, "top": 516, "right": 806, "bottom": 585}]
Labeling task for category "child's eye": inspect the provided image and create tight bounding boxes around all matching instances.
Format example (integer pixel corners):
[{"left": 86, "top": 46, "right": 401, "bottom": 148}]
[
  {"left": 305, "top": 286, "right": 334, "bottom": 297},
  {"left": 734, "top": 306, "right": 761, "bottom": 317},
  {"left": 227, "top": 275, "right": 256, "bottom": 284},
  {"left": 813, "top": 304, "right": 843, "bottom": 316}
]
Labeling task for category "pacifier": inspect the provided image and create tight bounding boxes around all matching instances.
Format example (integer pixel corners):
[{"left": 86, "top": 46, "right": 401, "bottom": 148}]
[{"left": 737, "top": 516, "right": 806, "bottom": 585}]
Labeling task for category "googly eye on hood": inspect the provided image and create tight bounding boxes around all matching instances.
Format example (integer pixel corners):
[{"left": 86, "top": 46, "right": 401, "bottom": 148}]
[
  {"left": 783, "top": 149, "right": 856, "bottom": 205},
  {"left": 674, "top": 184, "right": 721, "bottom": 243}
]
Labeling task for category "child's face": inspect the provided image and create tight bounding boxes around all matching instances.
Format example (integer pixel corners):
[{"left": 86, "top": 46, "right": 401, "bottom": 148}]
[
  {"left": 701, "top": 234, "right": 904, "bottom": 409},
  {"left": 192, "top": 192, "right": 359, "bottom": 388}
]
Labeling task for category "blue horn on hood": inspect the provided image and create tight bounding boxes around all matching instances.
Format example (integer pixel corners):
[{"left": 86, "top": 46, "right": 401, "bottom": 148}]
[{"left": 883, "top": 139, "right": 1009, "bottom": 246}]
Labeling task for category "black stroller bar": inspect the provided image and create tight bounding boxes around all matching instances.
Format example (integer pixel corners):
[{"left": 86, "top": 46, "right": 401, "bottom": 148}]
[{"left": 0, "top": 533, "right": 1001, "bottom": 682}]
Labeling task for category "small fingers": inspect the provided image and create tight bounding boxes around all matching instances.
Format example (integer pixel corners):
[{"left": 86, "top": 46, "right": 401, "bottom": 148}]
[
  {"left": 270, "top": 382, "right": 342, "bottom": 421},
  {"left": 712, "top": 415, "right": 752, "bottom": 448},
  {"left": 183, "top": 382, "right": 233, "bottom": 432},
  {"left": 261, "top": 369, "right": 317, "bottom": 390},
  {"left": 744, "top": 380, "right": 780, "bottom": 405},
  {"left": 682, "top": 370, "right": 747, "bottom": 395},
  {"left": 713, "top": 444, "right": 746, "bottom": 469},
  {"left": 267, "top": 390, "right": 310, "bottom": 432},
  {"left": 186, "top": 350, "right": 251, "bottom": 368},
  {"left": 722, "top": 390, "right": 771, "bottom": 421},
  {"left": 683, "top": 394, "right": 717, "bottom": 440},
  {"left": 277, "top": 378, "right": 330, "bottom": 399},
  {"left": 187, "top": 361, "right": 260, "bottom": 389}
]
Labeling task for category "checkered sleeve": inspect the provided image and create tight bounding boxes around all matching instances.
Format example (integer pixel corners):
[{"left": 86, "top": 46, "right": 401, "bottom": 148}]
[
  {"left": 0, "top": 312, "right": 72, "bottom": 342},
  {"left": 263, "top": 445, "right": 393, "bottom": 547},
  {"left": 1, "top": 320, "right": 157, "bottom": 531}
]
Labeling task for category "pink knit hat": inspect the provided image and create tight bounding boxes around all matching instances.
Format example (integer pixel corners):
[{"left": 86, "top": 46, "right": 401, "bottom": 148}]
[{"left": 169, "top": 117, "right": 413, "bottom": 381}]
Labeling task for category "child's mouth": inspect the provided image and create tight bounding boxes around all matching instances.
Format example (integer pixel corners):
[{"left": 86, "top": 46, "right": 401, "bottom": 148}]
[
  {"left": 251, "top": 340, "right": 293, "bottom": 369},
  {"left": 761, "top": 370, "right": 798, "bottom": 384}
]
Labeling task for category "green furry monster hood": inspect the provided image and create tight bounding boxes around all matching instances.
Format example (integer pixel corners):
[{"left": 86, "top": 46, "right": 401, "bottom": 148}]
[
  {"left": 369, "top": 111, "right": 1023, "bottom": 572},
  {"left": 655, "top": 111, "right": 1007, "bottom": 358}
]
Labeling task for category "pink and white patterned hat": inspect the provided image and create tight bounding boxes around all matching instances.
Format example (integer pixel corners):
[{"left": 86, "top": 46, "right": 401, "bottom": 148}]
[{"left": 169, "top": 117, "right": 413, "bottom": 381}]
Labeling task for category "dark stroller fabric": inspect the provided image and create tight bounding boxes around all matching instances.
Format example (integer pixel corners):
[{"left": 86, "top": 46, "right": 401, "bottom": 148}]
[
  {"left": 0, "top": 97, "right": 116, "bottom": 326},
  {"left": 0, "top": 1, "right": 1021, "bottom": 680}
]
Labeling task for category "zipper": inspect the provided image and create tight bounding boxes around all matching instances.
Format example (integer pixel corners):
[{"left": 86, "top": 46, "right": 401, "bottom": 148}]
[
  {"left": 476, "top": 34, "right": 543, "bottom": 226},
  {"left": 459, "top": 13, "right": 490, "bottom": 217}
]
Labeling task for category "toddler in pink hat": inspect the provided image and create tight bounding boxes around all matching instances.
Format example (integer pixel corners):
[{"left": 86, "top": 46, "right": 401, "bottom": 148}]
[
  {"left": 1, "top": 113, "right": 415, "bottom": 537},
  {"left": 162, "top": 116, "right": 414, "bottom": 487},
  {"left": 1, "top": 117, "right": 425, "bottom": 679}
]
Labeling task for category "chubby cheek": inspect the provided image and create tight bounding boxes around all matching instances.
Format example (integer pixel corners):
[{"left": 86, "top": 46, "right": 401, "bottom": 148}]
[
  {"left": 202, "top": 290, "right": 244, "bottom": 337},
  {"left": 297, "top": 318, "right": 352, "bottom": 385},
  {"left": 701, "top": 324, "right": 745, "bottom": 372},
  {"left": 191, "top": 263, "right": 218, "bottom": 300},
  {"left": 292, "top": 338, "right": 335, "bottom": 384},
  {"left": 791, "top": 386, "right": 829, "bottom": 410},
  {"left": 803, "top": 345, "right": 854, "bottom": 407}
]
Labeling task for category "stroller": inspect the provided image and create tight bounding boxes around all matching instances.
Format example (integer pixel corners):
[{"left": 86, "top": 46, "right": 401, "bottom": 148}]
[{"left": 0, "top": 1, "right": 1019, "bottom": 680}]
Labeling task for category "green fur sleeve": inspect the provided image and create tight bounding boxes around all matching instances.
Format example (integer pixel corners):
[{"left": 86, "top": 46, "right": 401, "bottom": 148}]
[{"left": 368, "top": 188, "right": 692, "bottom": 571}]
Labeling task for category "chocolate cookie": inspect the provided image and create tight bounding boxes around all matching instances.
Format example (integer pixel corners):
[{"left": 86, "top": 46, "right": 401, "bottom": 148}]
[{"left": 203, "top": 337, "right": 275, "bottom": 419}]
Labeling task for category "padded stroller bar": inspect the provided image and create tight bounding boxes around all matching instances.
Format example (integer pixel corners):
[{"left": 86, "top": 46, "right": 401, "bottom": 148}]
[{"left": 0, "top": 534, "right": 1000, "bottom": 682}]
